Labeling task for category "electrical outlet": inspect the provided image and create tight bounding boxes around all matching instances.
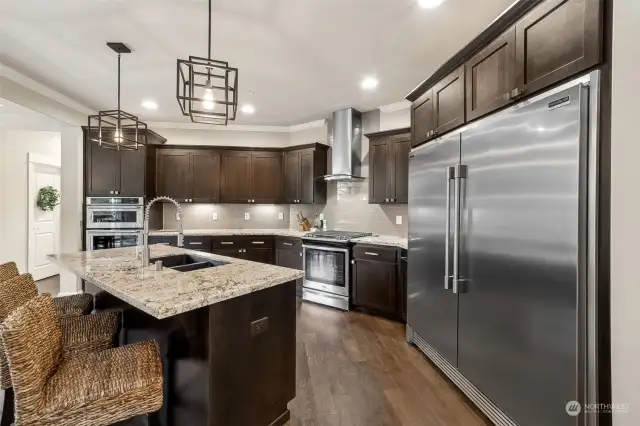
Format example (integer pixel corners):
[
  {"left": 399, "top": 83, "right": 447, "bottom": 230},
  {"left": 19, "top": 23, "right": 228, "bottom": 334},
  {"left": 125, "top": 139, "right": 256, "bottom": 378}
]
[
  {"left": 362, "top": 195, "right": 368, "bottom": 201},
  {"left": 251, "top": 317, "right": 269, "bottom": 336},
  {"left": 175, "top": 212, "right": 180, "bottom": 221},
  {"left": 244, "top": 212, "right": 250, "bottom": 221},
  {"left": 319, "top": 213, "right": 325, "bottom": 220},
  {"left": 396, "top": 215, "right": 403, "bottom": 225},
  {"left": 278, "top": 212, "right": 284, "bottom": 220},
  {"left": 212, "top": 212, "right": 218, "bottom": 221}
]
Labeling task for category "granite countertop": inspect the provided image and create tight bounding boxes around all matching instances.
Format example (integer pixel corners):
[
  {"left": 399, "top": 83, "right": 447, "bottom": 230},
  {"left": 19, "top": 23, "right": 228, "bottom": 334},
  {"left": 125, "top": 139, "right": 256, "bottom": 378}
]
[
  {"left": 350, "top": 235, "right": 408, "bottom": 249},
  {"left": 149, "top": 229, "right": 309, "bottom": 238},
  {"left": 149, "top": 229, "right": 408, "bottom": 249},
  {"left": 48, "top": 245, "right": 304, "bottom": 320}
]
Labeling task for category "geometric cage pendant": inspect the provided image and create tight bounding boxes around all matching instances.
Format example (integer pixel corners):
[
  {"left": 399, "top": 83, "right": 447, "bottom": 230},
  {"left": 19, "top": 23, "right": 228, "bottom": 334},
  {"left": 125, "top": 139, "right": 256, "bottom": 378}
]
[{"left": 88, "top": 42, "right": 147, "bottom": 151}]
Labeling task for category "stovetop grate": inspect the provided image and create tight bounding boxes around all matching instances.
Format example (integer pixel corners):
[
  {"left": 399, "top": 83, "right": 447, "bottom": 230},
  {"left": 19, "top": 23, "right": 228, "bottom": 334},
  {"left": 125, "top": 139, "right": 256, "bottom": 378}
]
[{"left": 303, "top": 231, "right": 373, "bottom": 241}]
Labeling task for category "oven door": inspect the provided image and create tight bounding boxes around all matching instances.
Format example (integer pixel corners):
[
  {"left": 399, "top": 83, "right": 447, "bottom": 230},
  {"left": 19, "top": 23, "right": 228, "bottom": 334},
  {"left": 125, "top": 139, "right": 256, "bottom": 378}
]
[
  {"left": 302, "top": 244, "right": 350, "bottom": 297},
  {"left": 86, "top": 229, "right": 143, "bottom": 251},
  {"left": 86, "top": 206, "right": 144, "bottom": 229}
]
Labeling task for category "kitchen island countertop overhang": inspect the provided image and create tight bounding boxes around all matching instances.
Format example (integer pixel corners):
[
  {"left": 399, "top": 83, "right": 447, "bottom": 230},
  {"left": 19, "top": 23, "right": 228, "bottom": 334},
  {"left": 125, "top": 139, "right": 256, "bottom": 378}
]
[{"left": 48, "top": 244, "right": 304, "bottom": 319}]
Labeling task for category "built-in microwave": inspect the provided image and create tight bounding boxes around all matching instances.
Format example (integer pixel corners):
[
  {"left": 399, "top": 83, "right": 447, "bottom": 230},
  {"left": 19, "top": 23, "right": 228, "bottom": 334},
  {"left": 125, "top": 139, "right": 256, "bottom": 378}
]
[
  {"left": 85, "top": 197, "right": 144, "bottom": 229},
  {"left": 86, "top": 229, "right": 143, "bottom": 251}
]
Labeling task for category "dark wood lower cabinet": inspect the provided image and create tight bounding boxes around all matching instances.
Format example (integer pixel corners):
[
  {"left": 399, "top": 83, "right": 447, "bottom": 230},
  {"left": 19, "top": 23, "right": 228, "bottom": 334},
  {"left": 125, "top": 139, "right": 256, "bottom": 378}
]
[
  {"left": 211, "top": 248, "right": 247, "bottom": 259},
  {"left": 275, "top": 237, "right": 304, "bottom": 297},
  {"left": 246, "top": 248, "right": 274, "bottom": 265},
  {"left": 351, "top": 244, "right": 406, "bottom": 321}
]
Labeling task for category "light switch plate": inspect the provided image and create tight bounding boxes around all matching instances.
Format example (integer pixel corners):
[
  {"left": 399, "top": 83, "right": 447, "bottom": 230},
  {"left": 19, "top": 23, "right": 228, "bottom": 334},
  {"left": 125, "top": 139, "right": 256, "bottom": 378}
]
[
  {"left": 396, "top": 215, "right": 403, "bottom": 225},
  {"left": 278, "top": 212, "right": 284, "bottom": 220},
  {"left": 362, "top": 195, "right": 367, "bottom": 201},
  {"left": 175, "top": 213, "right": 180, "bottom": 221},
  {"left": 212, "top": 212, "right": 218, "bottom": 221},
  {"left": 244, "top": 212, "right": 250, "bottom": 221},
  {"left": 319, "top": 213, "right": 325, "bottom": 220}
]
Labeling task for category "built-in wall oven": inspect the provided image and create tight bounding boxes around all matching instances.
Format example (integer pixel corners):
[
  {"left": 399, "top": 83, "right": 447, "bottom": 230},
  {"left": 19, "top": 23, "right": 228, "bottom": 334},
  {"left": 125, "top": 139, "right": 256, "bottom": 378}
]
[{"left": 85, "top": 197, "right": 144, "bottom": 251}]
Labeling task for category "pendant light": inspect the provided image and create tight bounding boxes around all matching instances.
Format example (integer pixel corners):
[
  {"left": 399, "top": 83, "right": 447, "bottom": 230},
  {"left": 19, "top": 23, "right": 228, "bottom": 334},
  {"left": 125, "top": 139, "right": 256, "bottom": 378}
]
[
  {"left": 176, "top": 0, "right": 239, "bottom": 125},
  {"left": 88, "top": 42, "right": 147, "bottom": 150}
]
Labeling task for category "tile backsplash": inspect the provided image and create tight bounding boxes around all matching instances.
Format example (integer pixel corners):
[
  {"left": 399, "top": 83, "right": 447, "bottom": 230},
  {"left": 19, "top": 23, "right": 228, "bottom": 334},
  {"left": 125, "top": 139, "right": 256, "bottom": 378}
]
[
  {"left": 162, "top": 204, "right": 291, "bottom": 230},
  {"left": 289, "top": 182, "right": 408, "bottom": 237}
]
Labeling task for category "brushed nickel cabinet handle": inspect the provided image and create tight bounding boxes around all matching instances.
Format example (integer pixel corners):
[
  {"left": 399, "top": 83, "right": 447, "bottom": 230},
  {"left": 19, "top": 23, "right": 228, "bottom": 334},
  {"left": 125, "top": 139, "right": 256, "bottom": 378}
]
[
  {"left": 221, "top": 242, "right": 234, "bottom": 245},
  {"left": 189, "top": 242, "right": 203, "bottom": 245},
  {"left": 283, "top": 242, "right": 293, "bottom": 246},
  {"left": 252, "top": 241, "right": 265, "bottom": 245},
  {"left": 365, "top": 252, "right": 379, "bottom": 256}
]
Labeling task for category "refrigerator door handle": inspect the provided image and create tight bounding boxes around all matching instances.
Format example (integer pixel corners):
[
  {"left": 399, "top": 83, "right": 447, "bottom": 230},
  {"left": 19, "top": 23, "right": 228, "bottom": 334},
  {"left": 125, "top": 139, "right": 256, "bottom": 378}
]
[
  {"left": 453, "top": 164, "right": 468, "bottom": 294},
  {"left": 444, "top": 166, "right": 455, "bottom": 290}
]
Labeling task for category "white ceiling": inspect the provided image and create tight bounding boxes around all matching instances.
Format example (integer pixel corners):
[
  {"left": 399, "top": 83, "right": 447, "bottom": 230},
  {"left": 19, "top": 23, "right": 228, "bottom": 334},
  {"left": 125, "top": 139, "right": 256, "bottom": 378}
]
[
  {"left": 0, "top": 98, "right": 64, "bottom": 130},
  {"left": 0, "top": 0, "right": 514, "bottom": 126}
]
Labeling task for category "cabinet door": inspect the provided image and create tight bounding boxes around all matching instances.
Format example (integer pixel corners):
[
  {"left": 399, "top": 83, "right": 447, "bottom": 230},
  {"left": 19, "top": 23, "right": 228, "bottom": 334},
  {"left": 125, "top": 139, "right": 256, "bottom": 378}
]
[
  {"left": 157, "top": 149, "right": 191, "bottom": 201},
  {"left": 275, "top": 248, "right": 303, "bottom": 270},
  {"left": 466, "top": 27, "right": 517, "bottom": 121},
  {"left": 352, "top": 259, "right": 398, "bottom": 315},
  {"left": 283, "top": 151, "right": 300, "bottom": 203},
  {"left": 369, "top": 138, "right": 390, "bottom": 204},
  {"left": 391, "top": 136, "right": 411, "bottom": 204},
  {"left": 515, "top": 0, "right": 602, "bottom": 96},
  {"left": 221, "top": 151, "right": 252, "bottom": 203},
  {"left": 118, "top": 147, "right": 146, "bottom": 196},
  {"left": 212, "top": 248, "right": 247, "bottom": 259},
  {"left": 298, "top": 149, "right": 315, "bottom": 204},
  {"left": 433, "top": 66, "right": 466, "bottom": 136},
  {"left": 247, "top": 248, "right": 275, "bottom": 265},
  {"left": 251, "top": 152, "right": 282, "bottom": 204},
  {"left": 411, "top": 89, "right": 435, "bottom": 147},
  {"left": 191, "top": 151, "right": 221, "bottom": 203},
  {"left": 86, "top": 139, "right": 118, "bottom": 196}
]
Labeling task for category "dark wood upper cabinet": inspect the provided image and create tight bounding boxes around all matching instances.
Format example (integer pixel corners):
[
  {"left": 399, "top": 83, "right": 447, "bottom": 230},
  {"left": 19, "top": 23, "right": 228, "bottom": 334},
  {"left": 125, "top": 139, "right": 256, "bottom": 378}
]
[
  {"left": 250, "top": 152, "right": 282, "bottom": 204},
  {"left": 118, "top": 148, "right": 146, "bottom": 197},
  {"left": 85, "top": 139, "right": 118, "bottom": 196},
  {"left": 366, "top": 129, "right": 410, "bottom": 204},
  {"left": 369, "top": 138, "right": 390, "bottom": 204},
  {"left": 515, "top": 0, "right": 602, "bottom": 96},
  {"left": 282, "top": 144, "right": 328, "bottom": 205},
  {"left": 411, "top": 89, "right": 435, "bottom": 147},
  {"left": 221, "top": 151, "right": 252, "bottom": 203},
  {"left": 392, "top": 136, "right": 411, "bottom": 204},
  {"left": 157, "top": 149, "right": 191, "bottom": 201},
  {"left": 283, "top": 151, "right": 300, "bottom": 204},
  {"left": 466, "top": 27, "right": 517, "bottom": 121},
  {"left": 433, "top": 66, "right": 465, "bottom": 136},
  {"left": 191, "top": 151, "right": 221, "bottom": 203}
]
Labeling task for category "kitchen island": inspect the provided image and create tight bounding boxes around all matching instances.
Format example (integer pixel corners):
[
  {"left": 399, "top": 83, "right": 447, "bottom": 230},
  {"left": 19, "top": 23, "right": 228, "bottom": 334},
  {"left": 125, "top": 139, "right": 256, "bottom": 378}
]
[{"left": 49, "top": 244, "right": 303, "bottom": 426}]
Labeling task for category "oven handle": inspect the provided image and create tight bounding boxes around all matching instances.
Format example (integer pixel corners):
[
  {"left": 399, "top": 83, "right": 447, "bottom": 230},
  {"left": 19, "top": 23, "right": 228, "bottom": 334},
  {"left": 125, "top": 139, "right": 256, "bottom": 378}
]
[
  {"left": 86, "top": 230, "right": 143, "bottom": 236},
  {"left": 302, "top": 244, "right": 350, "bottom": 254},
  {"left": 86, "top": 206, "right": 144, "bottom": 212}
]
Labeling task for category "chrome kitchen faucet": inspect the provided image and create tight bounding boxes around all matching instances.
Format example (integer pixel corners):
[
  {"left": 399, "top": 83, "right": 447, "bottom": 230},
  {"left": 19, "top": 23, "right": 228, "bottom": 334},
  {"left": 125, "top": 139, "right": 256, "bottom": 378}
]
[{"left": 143, "top": 196, "right": 184, "bottom": 267}]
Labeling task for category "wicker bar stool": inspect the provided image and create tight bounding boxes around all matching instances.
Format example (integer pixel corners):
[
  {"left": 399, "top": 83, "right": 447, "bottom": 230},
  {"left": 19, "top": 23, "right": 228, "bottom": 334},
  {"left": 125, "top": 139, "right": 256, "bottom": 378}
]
[
  {"left": 0, "top": 274, "right": 120, "bottom": 426},
  {"left": 0, "top": 295, "right": 163, "bottom": 426},
  {"left": 0, "top": 266, "right": 93, "bottom": 318}
]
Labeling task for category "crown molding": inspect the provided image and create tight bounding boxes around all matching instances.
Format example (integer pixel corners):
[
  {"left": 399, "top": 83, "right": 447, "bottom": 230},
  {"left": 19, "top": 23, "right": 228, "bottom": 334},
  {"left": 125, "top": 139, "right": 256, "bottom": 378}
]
[
  {"left": 147, "top": 118, "right": 327, "bottom": 133},
  {"left": 0, "top": 63, "right": 95, "bottom": 116},
  {"left": 378, "top": 100, "right": 411, "bottom": 113}
]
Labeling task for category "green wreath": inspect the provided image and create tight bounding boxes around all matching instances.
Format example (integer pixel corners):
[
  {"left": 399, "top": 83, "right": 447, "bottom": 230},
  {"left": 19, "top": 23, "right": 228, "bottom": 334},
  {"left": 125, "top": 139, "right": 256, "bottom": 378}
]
[{"left": 37, "top": 186, "right": 60, "bottom": 212}]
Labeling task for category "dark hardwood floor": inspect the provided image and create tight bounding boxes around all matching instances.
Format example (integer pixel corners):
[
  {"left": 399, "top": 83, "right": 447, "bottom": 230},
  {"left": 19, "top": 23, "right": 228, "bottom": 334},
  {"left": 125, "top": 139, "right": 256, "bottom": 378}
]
[{"left": 287, "top": 300, "right": 490, "bottom": 426}]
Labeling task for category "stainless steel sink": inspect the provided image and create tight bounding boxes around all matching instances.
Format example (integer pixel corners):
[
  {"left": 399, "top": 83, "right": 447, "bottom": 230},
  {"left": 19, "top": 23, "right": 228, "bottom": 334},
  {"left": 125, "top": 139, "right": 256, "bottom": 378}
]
[{"left": 150, "top": 254, "right": 229, "bottom": 272}]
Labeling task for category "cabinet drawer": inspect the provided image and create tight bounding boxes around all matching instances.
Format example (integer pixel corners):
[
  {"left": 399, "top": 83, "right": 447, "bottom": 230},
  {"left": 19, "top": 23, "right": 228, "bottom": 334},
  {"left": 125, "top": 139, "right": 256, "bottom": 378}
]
[
  {"left": 148, "top": 235, "right": 178, "bottom": 246},
  {"left": 353, "top": 244, "right": 398, "bottom": 263},
  {"left": 184, "top": 236, "right": 212, "bottom": 251},
  {"left": 211, "top": 236, "right": 245, "bottom": 249},
  {"left": 243, "top": 236, "right": 274, "bottom": 249},
  {"left": 275, "top": 237, "right": 302, "bottom": 250}
]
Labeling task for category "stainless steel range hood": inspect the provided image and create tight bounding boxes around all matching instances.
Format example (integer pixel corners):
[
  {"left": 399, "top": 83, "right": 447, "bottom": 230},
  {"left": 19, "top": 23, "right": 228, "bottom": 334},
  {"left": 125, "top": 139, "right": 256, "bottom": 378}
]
[{"left": 321, "top": 108, "right": 364, "bottom": 181}]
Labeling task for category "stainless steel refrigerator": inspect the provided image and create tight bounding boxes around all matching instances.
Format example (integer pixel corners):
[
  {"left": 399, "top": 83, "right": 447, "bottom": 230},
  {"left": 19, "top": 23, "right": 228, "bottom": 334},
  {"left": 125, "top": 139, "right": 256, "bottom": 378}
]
[{"left": 407, "top": 71, "right": 600, "bottom": 426}]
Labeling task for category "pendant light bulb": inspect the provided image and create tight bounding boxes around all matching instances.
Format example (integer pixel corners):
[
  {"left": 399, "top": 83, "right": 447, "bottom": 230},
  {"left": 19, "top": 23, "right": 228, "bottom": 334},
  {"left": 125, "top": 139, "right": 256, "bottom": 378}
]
[
  {"left": 114, "top": 127, "right": 123, "bottom": 144},
  {"left": 202, "top": 80, "right": 215, "bottom": 111}
]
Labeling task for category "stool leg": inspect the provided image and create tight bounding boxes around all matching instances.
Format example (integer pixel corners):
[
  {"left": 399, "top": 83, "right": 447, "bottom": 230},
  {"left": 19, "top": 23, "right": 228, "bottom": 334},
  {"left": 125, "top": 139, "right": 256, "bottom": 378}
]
[{"left": 1, "top": 388, "right": 14, "bottom": 426}]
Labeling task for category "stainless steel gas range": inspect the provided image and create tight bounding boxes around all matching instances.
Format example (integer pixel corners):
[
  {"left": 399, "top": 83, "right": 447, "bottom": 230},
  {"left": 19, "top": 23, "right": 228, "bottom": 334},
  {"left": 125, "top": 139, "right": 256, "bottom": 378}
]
[{"left": 301, "top": 231, "right": 373, "bottom": 311}]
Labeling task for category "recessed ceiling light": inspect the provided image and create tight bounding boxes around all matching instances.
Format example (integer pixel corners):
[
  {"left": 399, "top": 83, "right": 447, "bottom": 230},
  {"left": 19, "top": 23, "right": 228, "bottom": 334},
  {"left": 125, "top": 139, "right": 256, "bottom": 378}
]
[
  {"left": 361, "top": 77, "right": 379, "bottom": 90},
  {"left": 142, "top": 100, "right": 158, "bottom": 110},
  {"left": 419, "top": 0, "right": 444, "bottom": 8},
  {"left": 241, "top": 104, "right": 255, "bottom": 114}
]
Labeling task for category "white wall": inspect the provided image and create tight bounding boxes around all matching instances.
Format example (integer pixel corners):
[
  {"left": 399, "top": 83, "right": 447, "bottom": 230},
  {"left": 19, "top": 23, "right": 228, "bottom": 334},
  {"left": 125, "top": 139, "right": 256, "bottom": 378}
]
[
  {"left": 610, "top": 0, "right": 640, "bottom": 423},
  {"left": 158, "top": 127, "right": 289, "bottom": 147},
  {"left": 0, "top": 130, "right": 61, "bottom": 271},
  {"left": 380, "top": 108, "right": 410, "bottom": 131}
]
